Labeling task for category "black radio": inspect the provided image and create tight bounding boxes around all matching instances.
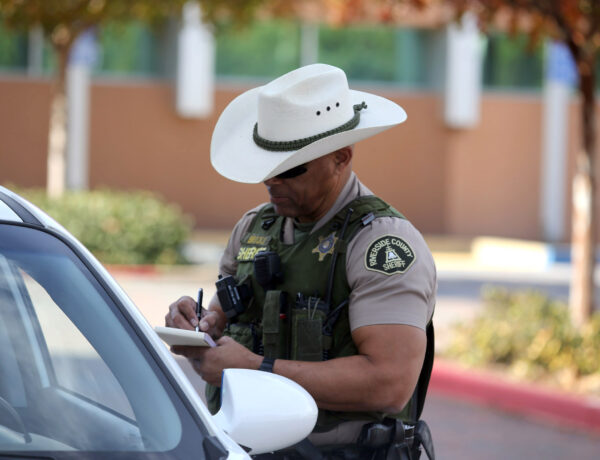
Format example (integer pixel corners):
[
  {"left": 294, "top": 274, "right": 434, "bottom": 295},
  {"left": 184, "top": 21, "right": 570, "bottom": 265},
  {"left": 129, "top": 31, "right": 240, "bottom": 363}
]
[
  {"left": 253, "top": 251, "right": 283, "bottom": 290},
  {"left": 215, "top": 275, "right": 252, "bottom": 320}
]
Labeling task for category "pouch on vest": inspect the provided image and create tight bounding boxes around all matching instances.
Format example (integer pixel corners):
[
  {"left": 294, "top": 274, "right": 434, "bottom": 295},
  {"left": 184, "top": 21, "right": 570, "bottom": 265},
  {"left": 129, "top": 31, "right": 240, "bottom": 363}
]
[
  {"left": 291, "top": 293, "right": 329, "bottom": 361},
  {"left": 226, "top": 322, "right": 258, "bottom": 352},
  {"left": 262, "top": 290, "right": 288, "bottom": 359}
]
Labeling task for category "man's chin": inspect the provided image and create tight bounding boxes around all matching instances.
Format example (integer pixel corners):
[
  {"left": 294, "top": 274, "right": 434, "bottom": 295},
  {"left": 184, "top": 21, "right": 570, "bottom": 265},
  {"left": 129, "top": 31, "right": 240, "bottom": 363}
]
[
  {"left": 271, "top": 204, "right": 289, "bottom": 217},
  {"left": 270, "top": 202, "right": 297, "bottom": 218}
]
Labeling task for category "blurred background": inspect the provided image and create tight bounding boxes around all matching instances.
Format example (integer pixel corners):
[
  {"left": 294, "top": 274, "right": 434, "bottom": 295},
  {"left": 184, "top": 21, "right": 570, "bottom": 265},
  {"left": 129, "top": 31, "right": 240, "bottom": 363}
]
[
  {"left": 0, "top": 0, "right": 588, "bottom": 242},
  {"left": 1, "top": 1, "right": 600, "bottom": 457}
]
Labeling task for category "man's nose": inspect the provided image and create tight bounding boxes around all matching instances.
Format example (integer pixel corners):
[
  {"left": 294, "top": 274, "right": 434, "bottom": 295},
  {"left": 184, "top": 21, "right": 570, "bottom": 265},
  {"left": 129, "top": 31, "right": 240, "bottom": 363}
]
[{"left": 264, "top": 176, "right": 283, "bottom": 187}]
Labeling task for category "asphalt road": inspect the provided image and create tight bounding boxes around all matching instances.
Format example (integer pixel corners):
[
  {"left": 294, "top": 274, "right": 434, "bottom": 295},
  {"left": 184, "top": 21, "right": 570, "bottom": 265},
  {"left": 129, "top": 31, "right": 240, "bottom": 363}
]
[{"left": 422, "top": 392, "right": 600, "bottom": 460}]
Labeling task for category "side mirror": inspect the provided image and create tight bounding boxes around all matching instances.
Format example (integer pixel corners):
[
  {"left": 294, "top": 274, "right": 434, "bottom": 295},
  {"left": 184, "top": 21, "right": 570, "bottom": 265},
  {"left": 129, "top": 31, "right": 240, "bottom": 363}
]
[{"left": 212, "top": 369, "right": 318, "bottom": 455}]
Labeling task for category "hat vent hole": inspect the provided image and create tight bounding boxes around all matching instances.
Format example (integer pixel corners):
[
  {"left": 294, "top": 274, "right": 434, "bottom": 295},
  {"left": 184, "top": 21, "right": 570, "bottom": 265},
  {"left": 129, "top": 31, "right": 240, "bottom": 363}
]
[
  {"left": 316, "top": 111, "right": 321, "bottom": 116},
  {"left": 327, "top": 106, "right": 331, "bottom": 111},
  {"left": 336, "top": 102, "right": 340, "bottom": 107}
]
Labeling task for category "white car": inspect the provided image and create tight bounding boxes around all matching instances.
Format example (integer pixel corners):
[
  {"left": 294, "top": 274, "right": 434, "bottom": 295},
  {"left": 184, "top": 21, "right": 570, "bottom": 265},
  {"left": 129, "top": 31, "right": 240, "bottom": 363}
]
[{"left": 0, "top": 186, "right": 317, "bottom": 459}]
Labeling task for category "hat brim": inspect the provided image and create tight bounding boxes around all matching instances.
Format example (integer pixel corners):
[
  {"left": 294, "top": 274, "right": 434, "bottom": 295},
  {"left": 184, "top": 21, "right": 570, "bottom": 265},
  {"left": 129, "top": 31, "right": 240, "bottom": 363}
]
[{"left": 210, "top": 86, "right": 407, "bottom": 183}]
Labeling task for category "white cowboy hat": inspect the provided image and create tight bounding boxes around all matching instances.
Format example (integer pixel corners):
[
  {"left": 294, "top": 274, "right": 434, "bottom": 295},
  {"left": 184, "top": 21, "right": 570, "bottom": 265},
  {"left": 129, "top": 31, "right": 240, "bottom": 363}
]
[{"left": 210, "top": 63, "right": 407, "bottom": 183}]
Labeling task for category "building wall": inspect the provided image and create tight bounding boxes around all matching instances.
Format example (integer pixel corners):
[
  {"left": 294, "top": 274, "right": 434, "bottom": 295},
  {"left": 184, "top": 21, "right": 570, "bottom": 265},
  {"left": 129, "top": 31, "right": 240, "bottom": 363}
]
[
  {"left": 445, "top": 94, "right": 543, "bottom": 239},
  {"left": 88, "top": 83, "right": 450, "bottom": 233},
  {"left": 1, "top": 76, "right": 598, "bottom": 242},
  {"left": 0, "top": 77, "right": 51, "bottom": 187}
]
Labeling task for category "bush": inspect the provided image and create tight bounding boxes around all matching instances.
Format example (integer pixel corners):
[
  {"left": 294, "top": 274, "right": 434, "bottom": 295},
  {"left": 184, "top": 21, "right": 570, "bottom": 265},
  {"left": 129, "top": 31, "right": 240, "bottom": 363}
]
[
  {"left": 443, "top": 287, "right": 600, "bottom": 393},
  {"left": 17, "top": 188, "right": 193, "bottom": 265}
]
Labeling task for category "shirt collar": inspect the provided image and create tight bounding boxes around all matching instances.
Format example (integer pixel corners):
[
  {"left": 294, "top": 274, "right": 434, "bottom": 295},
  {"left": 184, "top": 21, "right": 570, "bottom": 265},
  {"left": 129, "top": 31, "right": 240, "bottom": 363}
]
[{"left": 310, "top": 172, "right": 372, "bottom": 234}]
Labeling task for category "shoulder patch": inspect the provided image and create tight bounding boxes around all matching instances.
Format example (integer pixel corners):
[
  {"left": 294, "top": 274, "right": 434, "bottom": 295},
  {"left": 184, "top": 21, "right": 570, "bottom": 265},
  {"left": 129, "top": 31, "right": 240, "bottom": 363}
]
[{"left": 364, "top": 235, "right": 416, "bottom": 275}]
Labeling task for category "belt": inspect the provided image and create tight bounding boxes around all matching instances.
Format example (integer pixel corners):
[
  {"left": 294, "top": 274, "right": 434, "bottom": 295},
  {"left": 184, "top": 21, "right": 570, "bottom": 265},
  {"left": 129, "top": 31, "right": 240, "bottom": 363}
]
[
  {"left": 402, "top": 424, "right": 415, "bottom": 439},
  {"left": 252, "top": 422, "right": 417, "bottom": 460}
]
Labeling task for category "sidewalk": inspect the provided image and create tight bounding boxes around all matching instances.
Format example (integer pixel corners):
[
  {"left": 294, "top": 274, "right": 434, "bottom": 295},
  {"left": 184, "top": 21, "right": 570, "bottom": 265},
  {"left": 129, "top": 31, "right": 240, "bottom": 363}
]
[{"left": 108, "top": 231, "right": 600, "bottom": 434}]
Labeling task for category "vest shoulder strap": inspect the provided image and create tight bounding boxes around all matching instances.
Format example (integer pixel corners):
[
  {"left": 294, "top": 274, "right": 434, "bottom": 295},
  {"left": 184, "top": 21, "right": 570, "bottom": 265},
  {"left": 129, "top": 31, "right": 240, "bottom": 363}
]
[
  {"left": 336, "top": 195, "right": 405, "bottom": 243},
  {"left": 334, "top": 196, "right": 434, "bottom": 424},
  {"left": 246, "top": 203, "right": 280, "bottom": 236},
  {"left": 412, "top": 320, "right": 435, "bottom": 422}
]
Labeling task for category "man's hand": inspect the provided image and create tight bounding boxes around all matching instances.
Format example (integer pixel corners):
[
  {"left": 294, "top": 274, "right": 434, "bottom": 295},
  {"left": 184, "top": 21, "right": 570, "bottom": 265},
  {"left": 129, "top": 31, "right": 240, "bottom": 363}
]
[
  {"left": 165, "top": 296, "right": 197, "bottom": 330},
  {"left": 165, "top": 294, "right": 226, "bottom": 339},
  {"left": 172, "top": 336, "right": 262, "bottom": 386}
]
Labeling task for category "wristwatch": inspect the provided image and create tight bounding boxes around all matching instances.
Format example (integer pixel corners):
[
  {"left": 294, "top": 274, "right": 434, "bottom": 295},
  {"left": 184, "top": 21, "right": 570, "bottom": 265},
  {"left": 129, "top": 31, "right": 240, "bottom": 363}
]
[{"left": 259, "top": 357, "right": 276, "bottom": 373}]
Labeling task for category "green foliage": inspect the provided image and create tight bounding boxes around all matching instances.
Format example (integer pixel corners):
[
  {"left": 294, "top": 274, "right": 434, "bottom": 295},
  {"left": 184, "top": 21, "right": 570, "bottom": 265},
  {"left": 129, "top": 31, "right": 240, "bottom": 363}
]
[
  {"left": 0, "top": 0, "right": 188, "bottom": 35},
  {"left": 0, "top": 0, "right": 264, "bottom": 41},
  {"left": 17, "top": 188, "right": 193, "bottom": 265},
  {"left": 444, "top": 288, "right": 600, "bottom": 390}
]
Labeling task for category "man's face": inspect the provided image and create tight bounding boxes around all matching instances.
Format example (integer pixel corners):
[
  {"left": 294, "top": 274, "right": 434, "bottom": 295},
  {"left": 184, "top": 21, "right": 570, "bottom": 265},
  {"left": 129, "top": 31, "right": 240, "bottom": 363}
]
[{"left": 263, "top": 153, "right": 342, "bottom": 223}]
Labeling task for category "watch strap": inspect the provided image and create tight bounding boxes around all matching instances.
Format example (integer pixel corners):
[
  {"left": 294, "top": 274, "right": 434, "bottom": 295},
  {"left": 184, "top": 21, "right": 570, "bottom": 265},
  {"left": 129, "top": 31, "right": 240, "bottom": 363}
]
[{"left": 259, "top": 357, "right": 276, "bottom": 373}]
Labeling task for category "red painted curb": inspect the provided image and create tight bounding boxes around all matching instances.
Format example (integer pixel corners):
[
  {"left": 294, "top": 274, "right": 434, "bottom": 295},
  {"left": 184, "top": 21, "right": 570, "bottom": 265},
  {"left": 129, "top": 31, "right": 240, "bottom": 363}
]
[{"left": 429, "top": 360, "right": 600, "bottom": 433}]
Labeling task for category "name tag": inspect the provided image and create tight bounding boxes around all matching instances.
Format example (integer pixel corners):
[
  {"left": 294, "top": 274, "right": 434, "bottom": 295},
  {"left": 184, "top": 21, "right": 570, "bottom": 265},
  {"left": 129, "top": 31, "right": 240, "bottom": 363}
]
[
  {"left": 237, "top": 245, "right": 268, "bottom": 262},
  {"left": 242, "top": 233, "right": 272, "bottom": 246}
]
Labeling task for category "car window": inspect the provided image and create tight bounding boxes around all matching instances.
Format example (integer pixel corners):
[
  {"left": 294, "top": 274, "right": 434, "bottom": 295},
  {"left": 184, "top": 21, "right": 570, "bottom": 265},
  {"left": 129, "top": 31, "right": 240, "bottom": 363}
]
[
  {"left": 0, "top": 225, "right": 210, "bottom": 458},
  {"left": 22, "top": 270, "right": 136, "bottom": 419}
]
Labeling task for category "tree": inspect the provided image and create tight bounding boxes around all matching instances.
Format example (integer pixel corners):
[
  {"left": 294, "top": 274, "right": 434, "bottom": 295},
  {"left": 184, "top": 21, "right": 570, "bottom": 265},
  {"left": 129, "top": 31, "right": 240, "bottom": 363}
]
[
  {"left": 0, "top": 0, "right": 263, "bottom": 198},
  {"left": 431, "top": 0, "right": 600, "bottom": 327}
]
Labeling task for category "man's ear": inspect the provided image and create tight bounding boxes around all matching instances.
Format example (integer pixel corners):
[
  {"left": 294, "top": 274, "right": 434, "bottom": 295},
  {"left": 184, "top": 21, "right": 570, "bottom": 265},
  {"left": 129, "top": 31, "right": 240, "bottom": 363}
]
[{"left": 334, "top": 146, "right": 353, "bottom": 168}]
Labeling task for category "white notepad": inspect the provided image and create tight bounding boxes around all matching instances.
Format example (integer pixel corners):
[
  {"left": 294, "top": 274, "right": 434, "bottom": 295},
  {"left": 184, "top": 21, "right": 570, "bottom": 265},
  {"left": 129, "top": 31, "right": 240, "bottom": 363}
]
[{"left": 154, "top": 326, "right": 216, "bottom": 347}]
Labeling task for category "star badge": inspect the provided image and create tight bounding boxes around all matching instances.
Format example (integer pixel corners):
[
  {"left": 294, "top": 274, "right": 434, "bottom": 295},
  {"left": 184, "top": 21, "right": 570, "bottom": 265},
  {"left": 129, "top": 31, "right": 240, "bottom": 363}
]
[{"left": 312, "top": 232, "right": 338, "bottom": 262}]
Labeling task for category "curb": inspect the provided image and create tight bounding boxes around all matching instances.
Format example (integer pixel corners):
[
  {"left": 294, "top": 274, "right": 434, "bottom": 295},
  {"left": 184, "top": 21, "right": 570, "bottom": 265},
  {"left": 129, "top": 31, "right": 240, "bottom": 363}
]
[{"left": 429, "top": 360, "right": 600, "bottom": 433}]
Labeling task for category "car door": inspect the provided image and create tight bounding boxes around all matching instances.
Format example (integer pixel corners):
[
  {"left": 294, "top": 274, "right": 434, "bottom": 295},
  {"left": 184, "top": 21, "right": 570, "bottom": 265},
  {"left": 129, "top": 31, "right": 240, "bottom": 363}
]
[{"left": 0, "top": 223, "right": 233, "bottom": 459}]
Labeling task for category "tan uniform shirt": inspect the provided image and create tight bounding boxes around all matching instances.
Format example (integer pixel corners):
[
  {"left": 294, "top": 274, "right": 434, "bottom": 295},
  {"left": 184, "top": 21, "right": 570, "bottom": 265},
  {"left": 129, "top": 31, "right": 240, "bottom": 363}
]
[{"left": 219, "top": 172, "right": 436, "bottom": 331}]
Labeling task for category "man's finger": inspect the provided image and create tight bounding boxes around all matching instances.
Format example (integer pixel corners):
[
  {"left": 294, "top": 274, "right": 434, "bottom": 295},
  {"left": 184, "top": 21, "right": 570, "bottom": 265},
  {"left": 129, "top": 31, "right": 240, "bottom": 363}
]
[
  {"left": 199, "top": 310, "right": 218, "bottom": 331},
  {"left": 168, "top": 296, "right": 198, "bottom": 329}
]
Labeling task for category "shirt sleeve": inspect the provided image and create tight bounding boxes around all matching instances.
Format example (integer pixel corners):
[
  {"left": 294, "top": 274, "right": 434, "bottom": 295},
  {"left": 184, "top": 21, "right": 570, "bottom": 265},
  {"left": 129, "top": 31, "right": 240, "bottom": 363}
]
[
  {"left": 218, "top": 204, "right": 266, "bottom": 277},
  {"left": 345, "top": 216, "right": 437, "bottom": 331}
]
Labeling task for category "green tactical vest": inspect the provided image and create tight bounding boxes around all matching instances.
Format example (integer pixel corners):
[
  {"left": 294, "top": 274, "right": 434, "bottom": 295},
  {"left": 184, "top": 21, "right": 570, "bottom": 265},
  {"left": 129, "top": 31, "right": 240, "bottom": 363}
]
[{"left": 206, "top": 195, "right": 418, "bottom": 431}]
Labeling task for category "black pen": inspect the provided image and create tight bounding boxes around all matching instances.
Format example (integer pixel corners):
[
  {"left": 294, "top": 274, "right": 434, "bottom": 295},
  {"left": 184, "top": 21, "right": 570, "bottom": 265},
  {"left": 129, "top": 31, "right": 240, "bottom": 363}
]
[{"left": 195, "top": 288, "right": 203, "bottom": 332}]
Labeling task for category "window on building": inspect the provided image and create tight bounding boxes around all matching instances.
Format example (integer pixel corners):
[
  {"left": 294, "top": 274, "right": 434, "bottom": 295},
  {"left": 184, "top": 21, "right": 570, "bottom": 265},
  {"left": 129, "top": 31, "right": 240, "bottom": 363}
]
[
  {"left": 317, "top": 24, "right": 397, "bottom": 82},
  {"left": 482, "top": 32, "right": 545, "bottom": 90},
  {"left": 96, "top": 21, "right": 166, "bottom": 77},
  {"left": 2, "top": 18, "right": 598, "bottom": 93},
  {"left": 0, "top": 23, "right": 27, "bottom": 71},
  {"left": 0, "top": 20, "right": 168, "bottom": 78},
  {"left": 317, "top": 24, "right": 436, "bottom": 88},
  {"left": 215, "top": 20, "right": 301, "bottom": 79},
  {"left": 214, "top": 20, "right": 438, "bottom": 88}
]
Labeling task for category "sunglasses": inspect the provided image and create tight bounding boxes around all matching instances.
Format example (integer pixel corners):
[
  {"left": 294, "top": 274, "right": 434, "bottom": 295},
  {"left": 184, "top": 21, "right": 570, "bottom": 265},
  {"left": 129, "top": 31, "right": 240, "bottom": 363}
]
[{"left": 275, "top": 164, "right": 308, "bottom": 179}]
